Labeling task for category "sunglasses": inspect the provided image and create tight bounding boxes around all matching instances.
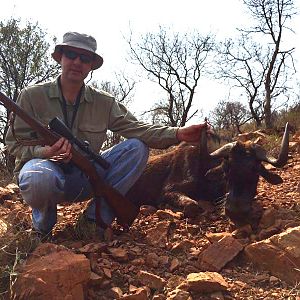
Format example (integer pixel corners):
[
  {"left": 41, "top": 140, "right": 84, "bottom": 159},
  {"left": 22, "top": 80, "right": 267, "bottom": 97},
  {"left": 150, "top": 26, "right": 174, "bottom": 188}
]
[{"left": 62, "top": 49, "right": 94, "bottom": 64}]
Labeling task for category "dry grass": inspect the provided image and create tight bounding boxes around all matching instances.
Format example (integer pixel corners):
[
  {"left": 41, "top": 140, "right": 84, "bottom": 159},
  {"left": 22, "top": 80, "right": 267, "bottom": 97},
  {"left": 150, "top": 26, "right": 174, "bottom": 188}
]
[
  {"left": 0, "top": 168, "right": 13, "bottom": 188},
  {"left": 0, "top": 213, "right": 37, "bottom": 298}
]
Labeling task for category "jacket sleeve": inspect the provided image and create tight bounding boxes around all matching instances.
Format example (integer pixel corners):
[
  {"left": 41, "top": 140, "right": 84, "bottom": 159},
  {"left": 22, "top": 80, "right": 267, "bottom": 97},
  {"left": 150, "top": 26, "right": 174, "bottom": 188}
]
[
  {"left": 108, "top": 99, "right": 179, "bottom": 149},
  {"left": 5, "top": 89, "right": 46, "bottom": 163}
]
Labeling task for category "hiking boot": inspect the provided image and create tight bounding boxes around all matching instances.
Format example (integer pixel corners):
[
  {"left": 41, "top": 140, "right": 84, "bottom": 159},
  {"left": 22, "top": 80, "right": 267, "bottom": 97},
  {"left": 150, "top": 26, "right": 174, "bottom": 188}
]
[{"left": 75, "top": 214, "right": 105, "bottom": 240}]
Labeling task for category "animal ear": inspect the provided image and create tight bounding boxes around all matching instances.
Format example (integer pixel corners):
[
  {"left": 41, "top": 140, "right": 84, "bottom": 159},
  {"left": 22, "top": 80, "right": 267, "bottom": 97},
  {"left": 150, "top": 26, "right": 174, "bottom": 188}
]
[
  {"left": 205, "top": 164, "right": 224, "bottom": 180},
  {"left": 259, "top": 165, "right": 283, "bottom": 185}
]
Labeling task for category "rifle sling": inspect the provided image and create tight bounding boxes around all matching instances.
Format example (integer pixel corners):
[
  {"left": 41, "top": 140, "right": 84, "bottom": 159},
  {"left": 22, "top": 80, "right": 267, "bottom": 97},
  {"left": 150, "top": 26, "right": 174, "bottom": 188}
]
[
  {"left": 58, "top": 78, "right": 82, "bottom": 131},
  {"left": 10, "top": 112, "right": 46, "bottom": 146}
]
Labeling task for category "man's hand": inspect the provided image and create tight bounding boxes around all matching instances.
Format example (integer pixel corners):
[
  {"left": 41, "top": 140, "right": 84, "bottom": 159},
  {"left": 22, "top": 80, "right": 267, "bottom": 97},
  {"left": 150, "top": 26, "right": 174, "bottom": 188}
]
[
  {"left": 41, "top": 137, "right": 72, "bottom": 163},
  {"left": 176, "top": 123, "right": 209, "bottom": 143}
]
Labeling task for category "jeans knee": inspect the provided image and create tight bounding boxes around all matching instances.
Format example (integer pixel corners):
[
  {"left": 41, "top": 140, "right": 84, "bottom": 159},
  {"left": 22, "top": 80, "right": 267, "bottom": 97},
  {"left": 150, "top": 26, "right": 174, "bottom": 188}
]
[
  {"left": 127, "top": 138, "right": 149, "bottom": 162},
  {"left": 19, "top": 160, "right": 65, "bottom": 208}
]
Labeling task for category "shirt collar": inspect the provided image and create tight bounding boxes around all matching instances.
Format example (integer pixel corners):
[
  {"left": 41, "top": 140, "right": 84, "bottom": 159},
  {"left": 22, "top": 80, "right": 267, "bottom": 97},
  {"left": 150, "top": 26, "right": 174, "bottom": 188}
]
[{"left": 48, "top": 76, "right": 93, "bottom": 103}]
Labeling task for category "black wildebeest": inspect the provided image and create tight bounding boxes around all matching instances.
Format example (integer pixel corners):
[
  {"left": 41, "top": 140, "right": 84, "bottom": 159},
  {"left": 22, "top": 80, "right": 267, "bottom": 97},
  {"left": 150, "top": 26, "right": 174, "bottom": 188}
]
[{"left": 126, "top": 124, "right": 289, "bottom": 224}]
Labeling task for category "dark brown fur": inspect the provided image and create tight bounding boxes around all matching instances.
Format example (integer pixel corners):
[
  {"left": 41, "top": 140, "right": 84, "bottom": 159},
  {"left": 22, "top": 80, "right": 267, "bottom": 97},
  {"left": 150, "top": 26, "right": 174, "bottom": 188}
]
[{"left": 126, "top": 142, "right": 225, "bottom": 217}]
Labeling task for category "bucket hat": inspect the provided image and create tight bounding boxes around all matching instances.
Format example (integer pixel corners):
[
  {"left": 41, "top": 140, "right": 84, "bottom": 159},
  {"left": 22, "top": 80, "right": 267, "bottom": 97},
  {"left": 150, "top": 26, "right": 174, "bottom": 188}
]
[{"left": 52, "top": 32, "right": 103, "bottom": 70}]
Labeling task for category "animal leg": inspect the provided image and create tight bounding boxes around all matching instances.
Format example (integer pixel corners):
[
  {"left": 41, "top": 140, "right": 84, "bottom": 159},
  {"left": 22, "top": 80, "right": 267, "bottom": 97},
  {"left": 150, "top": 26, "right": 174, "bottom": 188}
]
[{"left": 163, "top": 192, "right": 201, "bottom": 218}]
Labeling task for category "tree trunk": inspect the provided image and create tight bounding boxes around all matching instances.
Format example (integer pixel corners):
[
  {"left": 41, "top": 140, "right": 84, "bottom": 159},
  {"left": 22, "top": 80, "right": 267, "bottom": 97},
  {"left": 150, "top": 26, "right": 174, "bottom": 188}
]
[
  {"left": 249, "top": 97, "right": 262, "bottom": 128},
  {"left": 264, "top": 94, "right": 272, "bottom": 129}
]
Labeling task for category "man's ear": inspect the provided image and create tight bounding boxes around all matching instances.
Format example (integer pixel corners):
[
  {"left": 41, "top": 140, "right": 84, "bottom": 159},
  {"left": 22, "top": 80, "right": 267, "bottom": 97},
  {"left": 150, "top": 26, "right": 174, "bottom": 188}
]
[{"left": 260, "top": 164, "right": 283, "bottom": 185}]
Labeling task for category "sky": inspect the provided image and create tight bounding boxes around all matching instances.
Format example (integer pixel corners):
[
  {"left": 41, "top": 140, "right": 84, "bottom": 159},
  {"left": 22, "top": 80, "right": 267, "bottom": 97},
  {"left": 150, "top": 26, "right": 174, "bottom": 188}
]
[{"left": 1, "top": 0, "right": 300, "bottom": 121}]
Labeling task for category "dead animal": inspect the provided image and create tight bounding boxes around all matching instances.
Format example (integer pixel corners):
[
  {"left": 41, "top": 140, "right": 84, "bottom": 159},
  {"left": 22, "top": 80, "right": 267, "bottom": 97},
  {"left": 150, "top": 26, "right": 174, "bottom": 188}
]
[{"left": 126, "top": 124, "right": 290, "bottom": 224}]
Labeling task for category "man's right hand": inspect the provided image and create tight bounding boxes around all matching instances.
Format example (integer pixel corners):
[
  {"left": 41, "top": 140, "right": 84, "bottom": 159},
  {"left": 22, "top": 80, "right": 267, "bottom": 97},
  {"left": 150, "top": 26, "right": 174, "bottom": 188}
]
[{"left": 41, "top": 137, "right": 72, "bottom": 163}]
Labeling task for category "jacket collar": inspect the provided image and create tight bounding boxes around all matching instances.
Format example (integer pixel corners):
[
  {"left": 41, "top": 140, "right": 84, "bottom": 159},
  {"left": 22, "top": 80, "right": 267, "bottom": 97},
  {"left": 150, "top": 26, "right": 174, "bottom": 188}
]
[{"left": 48, "top": 76, "right": 93, "bottom": 103}]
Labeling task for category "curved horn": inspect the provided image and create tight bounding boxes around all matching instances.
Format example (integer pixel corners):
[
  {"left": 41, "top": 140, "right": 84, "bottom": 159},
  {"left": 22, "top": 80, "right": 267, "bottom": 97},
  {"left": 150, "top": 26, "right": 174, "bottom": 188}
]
[
  {"left": 209, "top": 142, "right": 236, "bottom": 158},
  {"left": 254, "top": 122, "right": 289, "bottom": 167}
]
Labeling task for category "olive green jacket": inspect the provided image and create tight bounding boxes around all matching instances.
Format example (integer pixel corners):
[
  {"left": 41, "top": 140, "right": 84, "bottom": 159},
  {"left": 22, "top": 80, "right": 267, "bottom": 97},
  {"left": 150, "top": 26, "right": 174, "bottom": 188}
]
[{"left": 5, "top": 77, "right": 179, "bottom": 176}]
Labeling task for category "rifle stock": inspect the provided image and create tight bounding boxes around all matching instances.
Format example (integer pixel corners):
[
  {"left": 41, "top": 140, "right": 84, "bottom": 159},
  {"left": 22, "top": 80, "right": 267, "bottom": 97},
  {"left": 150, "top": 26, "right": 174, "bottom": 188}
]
[{"left": 0, "top": 91, "right": 139, "bottom": 227}]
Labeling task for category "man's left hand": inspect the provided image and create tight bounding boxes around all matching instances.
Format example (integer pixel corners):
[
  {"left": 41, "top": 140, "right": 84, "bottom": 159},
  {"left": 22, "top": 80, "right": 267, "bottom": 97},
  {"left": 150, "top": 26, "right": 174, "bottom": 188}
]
[{"left": 176, "top": 123, "right": 209, "bottom": 143}]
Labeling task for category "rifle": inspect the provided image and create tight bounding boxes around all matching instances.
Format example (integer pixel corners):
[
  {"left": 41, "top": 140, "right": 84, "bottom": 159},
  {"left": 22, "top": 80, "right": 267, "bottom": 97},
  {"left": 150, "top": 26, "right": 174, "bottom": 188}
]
[
  {"left": 48, "top": 117, "right": 110, "bottom": 170},
  {"left": 0, "top": 91, "right": 139, "bottom": 228}
]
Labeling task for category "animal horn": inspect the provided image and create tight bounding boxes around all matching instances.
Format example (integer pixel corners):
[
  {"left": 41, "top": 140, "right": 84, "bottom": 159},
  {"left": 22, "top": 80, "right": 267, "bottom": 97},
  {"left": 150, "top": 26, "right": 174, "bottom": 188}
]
[
  {"left": 199, "top": 122, "right": 209, "bottom": 156},
  {"left": 254, "top": 122, "right": 289, "bottom": 167},
  {"left": 209, "top": 142, "right": 236, "bottom": 158},
  {"left": 199, "top": 118, "right": 223, "bottom": 156}
]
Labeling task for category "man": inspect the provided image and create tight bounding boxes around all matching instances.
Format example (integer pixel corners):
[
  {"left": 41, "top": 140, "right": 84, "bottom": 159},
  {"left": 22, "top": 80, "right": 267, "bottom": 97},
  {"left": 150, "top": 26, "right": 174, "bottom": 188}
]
[{"left": 6, "top": 32, "right": 206, "bottom": 238}]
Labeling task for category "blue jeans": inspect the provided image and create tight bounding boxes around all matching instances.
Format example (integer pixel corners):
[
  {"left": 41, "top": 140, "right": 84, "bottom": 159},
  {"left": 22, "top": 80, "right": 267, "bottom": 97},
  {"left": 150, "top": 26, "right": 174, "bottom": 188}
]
[{"left": 18, "top": 139, "right": 149, "bottom": 233}]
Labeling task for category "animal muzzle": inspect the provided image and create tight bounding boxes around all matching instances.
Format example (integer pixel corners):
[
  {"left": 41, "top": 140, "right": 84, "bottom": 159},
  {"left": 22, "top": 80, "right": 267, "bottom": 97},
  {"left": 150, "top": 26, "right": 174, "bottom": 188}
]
[{"left": 224, "top": 194, "right": 253, "bottom": 224}]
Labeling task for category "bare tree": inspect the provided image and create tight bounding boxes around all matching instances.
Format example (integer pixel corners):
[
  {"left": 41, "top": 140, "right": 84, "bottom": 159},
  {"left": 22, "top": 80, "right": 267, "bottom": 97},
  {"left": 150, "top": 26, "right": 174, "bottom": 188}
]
[
  {"left": 91, "top": 73, "right": 136, "bottom": 149},
  {"left": 217, "top": 0, "right": 296, "bottom": 129},
  {"left": 210, "top": 100, "right": 251, "bottom": 135},
  {"left": 127, "top": 26, "right": 215, "bottom": 126},
  {"left": 217, "top": 36, "right": 269, "bottom": 127}
]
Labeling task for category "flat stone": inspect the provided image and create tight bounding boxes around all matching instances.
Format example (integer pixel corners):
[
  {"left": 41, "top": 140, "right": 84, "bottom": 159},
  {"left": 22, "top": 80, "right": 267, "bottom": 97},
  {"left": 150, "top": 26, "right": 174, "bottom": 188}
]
[
  {"left": 11, "top": 243, "right": 90, "bottom": 300},
  {"left": 178, "top": 272, "right": 228, "bottom": 293},
  {"left": 245, "top": 226, "right": 300, "bottom": 284},
  {"left": 138, "top": 270, "right": 166, "bottom": 290},
  {"left": 199, "top": 235, "right": 244, "bottom": 271}
]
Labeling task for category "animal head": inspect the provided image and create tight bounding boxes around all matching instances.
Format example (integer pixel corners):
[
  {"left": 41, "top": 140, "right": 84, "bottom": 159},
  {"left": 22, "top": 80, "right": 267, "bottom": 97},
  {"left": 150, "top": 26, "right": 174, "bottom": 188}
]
[{"left": 204, "top": 123, "right": 289, "bottom": 224}]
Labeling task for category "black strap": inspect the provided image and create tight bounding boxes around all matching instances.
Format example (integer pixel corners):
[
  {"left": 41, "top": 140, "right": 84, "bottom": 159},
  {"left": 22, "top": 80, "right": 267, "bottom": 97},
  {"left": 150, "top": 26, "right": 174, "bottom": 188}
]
[{"left": 58, "top": 78, "right": 83, "bottom": 130}]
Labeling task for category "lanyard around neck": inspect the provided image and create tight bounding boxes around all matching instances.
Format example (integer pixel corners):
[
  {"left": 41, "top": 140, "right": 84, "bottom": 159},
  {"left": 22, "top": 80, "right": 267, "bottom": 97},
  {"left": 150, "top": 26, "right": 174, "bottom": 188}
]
[{"left": 58, "top": 79, "right": 83, "bottom": 130}]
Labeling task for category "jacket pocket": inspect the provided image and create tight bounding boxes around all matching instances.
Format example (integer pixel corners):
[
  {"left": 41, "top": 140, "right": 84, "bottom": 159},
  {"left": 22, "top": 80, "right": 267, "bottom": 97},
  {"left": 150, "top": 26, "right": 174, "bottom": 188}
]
[{"left": 77, "top": 124, "right": 107, "bottom": 152}]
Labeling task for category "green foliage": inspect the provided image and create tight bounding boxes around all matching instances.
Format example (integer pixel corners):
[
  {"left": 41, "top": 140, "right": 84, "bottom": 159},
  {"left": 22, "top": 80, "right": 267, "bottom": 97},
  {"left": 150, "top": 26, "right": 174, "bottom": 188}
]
[
  {"left": 0, "top": 18, "right": 60, "bottom": 100},
  {"left": 0, "top": 18, "right": 60, "bottom": 170}
]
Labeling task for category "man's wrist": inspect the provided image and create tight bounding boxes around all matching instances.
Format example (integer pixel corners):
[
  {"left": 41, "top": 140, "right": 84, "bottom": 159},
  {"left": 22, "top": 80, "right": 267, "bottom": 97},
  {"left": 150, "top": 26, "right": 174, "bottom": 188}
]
[{"left": 33, "top": 146, "right": 47, "bottom": 158}]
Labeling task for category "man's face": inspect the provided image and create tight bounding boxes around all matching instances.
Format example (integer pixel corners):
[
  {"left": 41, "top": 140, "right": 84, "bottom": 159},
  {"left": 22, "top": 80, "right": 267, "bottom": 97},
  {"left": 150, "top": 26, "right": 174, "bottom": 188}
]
[{"left": 60, "top": 46, "right": 94, "bottom": 83}]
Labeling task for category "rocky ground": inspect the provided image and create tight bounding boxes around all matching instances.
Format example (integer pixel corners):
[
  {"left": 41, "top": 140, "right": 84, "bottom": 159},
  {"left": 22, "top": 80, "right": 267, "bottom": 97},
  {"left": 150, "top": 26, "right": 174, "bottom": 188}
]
[{"left": 0, "top": 132, "right": 300, "bottom": 300}]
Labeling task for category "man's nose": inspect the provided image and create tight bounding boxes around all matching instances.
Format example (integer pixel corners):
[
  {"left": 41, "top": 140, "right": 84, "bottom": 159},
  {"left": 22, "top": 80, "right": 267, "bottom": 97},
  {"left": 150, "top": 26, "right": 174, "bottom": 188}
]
[{"left": 73, "top": 57, "right": 82, "bottom": 64}]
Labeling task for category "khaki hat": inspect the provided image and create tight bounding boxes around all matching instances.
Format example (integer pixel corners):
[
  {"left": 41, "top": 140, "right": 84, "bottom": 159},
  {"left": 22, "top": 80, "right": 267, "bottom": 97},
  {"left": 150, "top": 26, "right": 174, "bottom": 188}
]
[{"left": 52, "top": 32, "right": 103, "bottom": 70}]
